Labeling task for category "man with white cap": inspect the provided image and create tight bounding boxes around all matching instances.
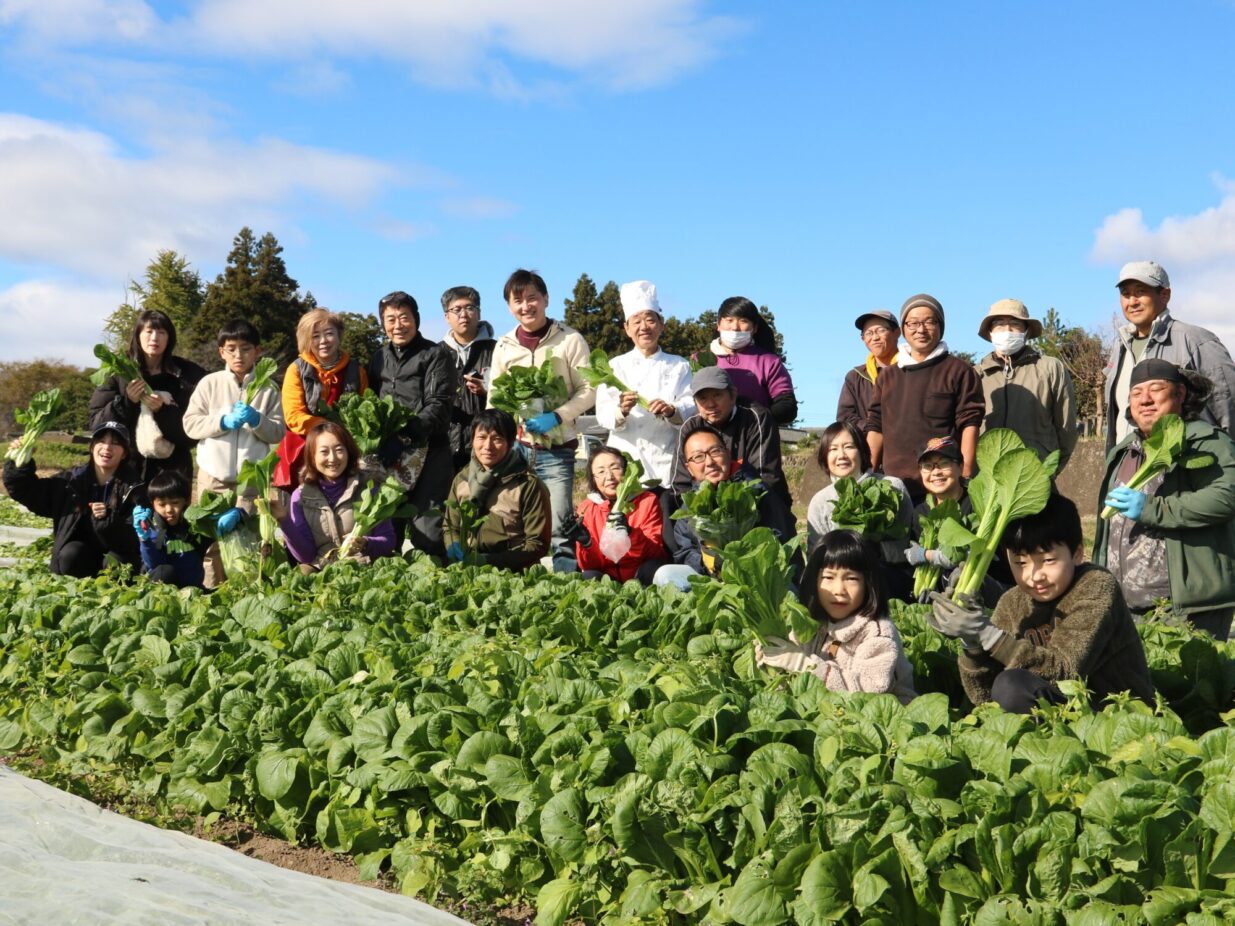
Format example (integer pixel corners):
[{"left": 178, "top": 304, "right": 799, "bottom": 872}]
[
  {"left": 976, "top": 298, "right": 1077, "bottom": 470},
  {"left": 1104, "top": 261, "right": 1235, "bottom": 449},
  {"left": 594, "top": 281, "right": 695, "bottom": 486}
]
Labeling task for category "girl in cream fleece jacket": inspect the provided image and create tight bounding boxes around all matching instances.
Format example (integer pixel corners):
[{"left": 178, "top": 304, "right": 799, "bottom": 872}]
[{"left": 757, "top": 529, "right": 917, "bottom": 704}]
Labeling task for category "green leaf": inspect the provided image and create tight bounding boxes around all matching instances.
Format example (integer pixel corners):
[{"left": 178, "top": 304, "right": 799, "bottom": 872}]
[
  {"left": 256, "top": 750, "right": 301, "bottom": 800},
  {"left": 455, "top": 731, "right": 510, "bottom": 771},
  {"left": 534, "top": 877, "right": 583, "bottom": 926},
  {"left": 975, "top": 427, "right": 1025, "bottom": 474},
  {"left": 0, "top": 718, "right": 23, "bottom": 750},
  {"left": 540, "top": 788, "right": 587, "bottom": 862},
  {"left": 243, "top": 357, "right": 278, "bottom": 406},
  {"left": 1200, "top": 783, "right": 1235, "bottom": 835},
  {"left": 792, "top": 851, "right": 851, "bottom": 924},
  {"left": 727, "top": 858, "right": 789, "bottom": 926}
]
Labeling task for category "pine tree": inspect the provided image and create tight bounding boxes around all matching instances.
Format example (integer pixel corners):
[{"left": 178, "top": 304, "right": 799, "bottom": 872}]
[
  {"left": 189, "top": 228, "right": 306, "bottom": 368},
  {"left": 561, "top": 275, "right": 627, "bottom": 356},
  {"left": 102, "top": 251, "right": 205, "bottom": 352}
]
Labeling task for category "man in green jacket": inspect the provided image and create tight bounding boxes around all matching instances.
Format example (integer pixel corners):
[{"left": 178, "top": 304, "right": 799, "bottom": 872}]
[{"left": 1094, "top": 358, "right": 1235, "bottom": 640}]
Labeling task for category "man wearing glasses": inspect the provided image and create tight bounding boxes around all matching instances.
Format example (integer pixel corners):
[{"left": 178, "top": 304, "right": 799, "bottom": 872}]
[
  {"left": 653, "top": 424, "right": 798, "bottom": 590},
  {"left": 866, "top": 294, "right": 984, "bottom": 501},
  {"left": 439, "top": 286, "right": 496, "bottom": 472},
  {"left": 837, "top": 309, "right": 900, "bottom": 434}
]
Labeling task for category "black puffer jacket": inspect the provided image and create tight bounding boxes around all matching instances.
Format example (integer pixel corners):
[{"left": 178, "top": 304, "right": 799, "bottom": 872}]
[
  {"left": 88, "top": 355, "right": 207, "bottom": 482},
  {"left": 3, "top": 459, "right": 144, "bottom": 573},
  {"left": 368, "top": 335, "right": 458, "bottom": 446}
]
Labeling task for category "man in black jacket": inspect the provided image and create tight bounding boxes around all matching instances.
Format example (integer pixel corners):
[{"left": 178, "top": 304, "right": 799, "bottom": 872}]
[
  {"left": 369, "top": 291, "right": 458, "bottom": 557},
  {"left": 670, "top": 367, "right": 790, "bottom": 506},
  {"left": 439, "top": 285, "right": 496, "bottom": 472}
]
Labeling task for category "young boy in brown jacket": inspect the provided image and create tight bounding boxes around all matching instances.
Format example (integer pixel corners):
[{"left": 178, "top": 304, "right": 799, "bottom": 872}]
[{"left": 929, "top": 493, "right": 1154, "bottom": 713}]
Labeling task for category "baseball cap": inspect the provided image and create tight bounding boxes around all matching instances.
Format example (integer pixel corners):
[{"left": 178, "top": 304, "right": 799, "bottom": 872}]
[
  {"left": 691, "top": 367, "right": 733, "bottom": 395},
  {"left": 916, "top": 435, "right": 962, "bottom": 464},
  {"left": 854, "top": 309, "right": 899, "bottom": 331},
  {"left": 1117, "top": 261, "right": 1170, "bottom": 289},
  {"left": 91, "top": 420, "right": 131, "bottom": 450}
]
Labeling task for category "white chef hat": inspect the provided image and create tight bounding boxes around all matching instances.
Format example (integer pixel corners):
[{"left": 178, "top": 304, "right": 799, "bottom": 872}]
[{"left": 620, "top": 280, "right": 662, "bottom": 321}]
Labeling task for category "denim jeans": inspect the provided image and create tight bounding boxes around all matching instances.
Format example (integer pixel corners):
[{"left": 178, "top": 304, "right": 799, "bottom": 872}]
[{"left": 519, "top": 444, "right": 576, "bottom": 569}]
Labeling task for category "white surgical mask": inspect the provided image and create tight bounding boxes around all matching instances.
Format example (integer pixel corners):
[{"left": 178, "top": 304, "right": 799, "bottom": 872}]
[
  {"left": 991, "top": 330, "right": 1027, "bottom": 356},
  {"left": 719, "top": 330, "right": 753, "bottom": 350}
]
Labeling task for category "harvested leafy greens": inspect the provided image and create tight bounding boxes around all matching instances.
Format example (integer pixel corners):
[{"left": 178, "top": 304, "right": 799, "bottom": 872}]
[
  {"left": 1100, "top": 412, "right": 1186, "bottom": 519},
  {"left": 5, "top": 389, "right": 66, "bottom": 467},
  {"left": 829, "top": 476, "right": 908, "bottom": 541}
]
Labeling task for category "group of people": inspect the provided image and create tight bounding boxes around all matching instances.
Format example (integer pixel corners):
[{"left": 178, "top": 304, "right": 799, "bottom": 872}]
[{"left": 4, "top": 259, "right": 1234, "bottom": 715}]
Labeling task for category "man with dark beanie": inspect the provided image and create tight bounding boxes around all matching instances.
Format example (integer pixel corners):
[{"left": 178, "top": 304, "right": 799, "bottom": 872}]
[
  {"left": 866, "top": 294, "right": 984, "bottom": 501},
  {"left": 1094, "top": 358, "right": 1235, "bottom": 640}
]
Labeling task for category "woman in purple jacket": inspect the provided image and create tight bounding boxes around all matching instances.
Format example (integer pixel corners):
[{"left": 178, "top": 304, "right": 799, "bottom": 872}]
[{"left": 704, "top": 297, "right": 798, "bottom": 425}]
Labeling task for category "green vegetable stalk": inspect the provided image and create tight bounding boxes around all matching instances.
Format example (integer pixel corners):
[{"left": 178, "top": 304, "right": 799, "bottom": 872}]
[
  {"left": 577, "top": 350, "right": 649, "bottom": 410},
  {"left": 237, "top": 450, "right": 287, "bottom": 581},
  {"left": 610, "top": 454, "right": 646, "bottom": 516},
  {"left": 445, "top": 496, "right": 484, "bottom": 565},
  {"left": 5, "top": 388, "right": 66, "bottom": 467},
  {"left": 912, "top": 496, "right": 965, "bottom": 600},
  {"left": 182, "top": 488, "right": 257, "bottom": 578},
  {"left": 938, "top": 430, "right": 1059, "bottom": 600},
  {"left": 89, "top": 344, "right": 150, "bottom": 395},
  {"left": 243, "top": 357, "right": 279, "bottom": 406},
  {"left": 1100, "top": 413, "right": 1185, "bottom": 519},
  {"left": 326, "top": 392, "right": 418, "bottom": 457},
  {"left": 830, "top": 476, "right": 908, "bottom": 541},
  {"left": 672, "top": 476, "right": 764, "bottom": 551},
  {"left": 338, "top": 474, "right": 415, "bottom": 560},
  {"left": 488, "top": 355, "right": 571, "bottom": 447}
]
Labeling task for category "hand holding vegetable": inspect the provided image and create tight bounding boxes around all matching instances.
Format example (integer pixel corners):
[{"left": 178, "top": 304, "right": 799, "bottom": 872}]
[
  {"left": 1100, "top": 413, "right": 1184, "bottom": 519},
  {"left": 646, "top": 398, "right": 675, "bottom": 418},
  {"left": 221, "top": 407, "right": 245, "bottom": 430},
  {"left": 523, "top": 412, "right": 560, "bottom": 435},
  {"left": 1103, "top": 486, "right": 1147, "bottom": 521},
  {"left": 446, "top": 542, "right": 465, "bottom": 563},
  {"left": 233, "top": 401, "right": 261, "bottom": 428},
  {"left": 5, "top": 388, "right": 66, "bottom": 467},
  {"left": 929, "top": 548, "right": 955, "bottom": 570},
  {"left": 906, "top": 542, "right": 928, "bottom": 566},
  {"left": 132, "top": 506, "right": 156, "bottom": 541},
  {"left": 928, "top": 591, "right": 1005, "bottom": 652},
  {"left": 125, "top": 379, "right": 149, "bottom": 403},
  {"left": 216, "top": 507, "right": 244, "bottom": 536},
  {"left": 618, "top": 392, "right": 639, "bottom": 416}
]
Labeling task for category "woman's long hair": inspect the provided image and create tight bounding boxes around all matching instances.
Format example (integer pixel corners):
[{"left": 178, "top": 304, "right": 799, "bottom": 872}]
[
  {"left": 128, "top": 310, "right": 177, "bottom": 374},
  {"left": 302, "top": 420, "right": 361, "bottom": 485},
  {"left": 716, "top": 296, "right": 777, "bottom": 352}
]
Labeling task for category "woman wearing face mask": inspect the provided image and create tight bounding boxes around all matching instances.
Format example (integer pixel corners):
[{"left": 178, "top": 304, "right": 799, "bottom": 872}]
[
  {"left": 975, "top": 299, "right": 1078, "bottom": 471},
  {"left": 704, "top": 297, "right": 798, "bottom": 425}
]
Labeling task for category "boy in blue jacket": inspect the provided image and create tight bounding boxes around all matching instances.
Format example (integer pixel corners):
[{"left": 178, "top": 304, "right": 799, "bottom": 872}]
[{"left": 133, "top": 470, "right": 208, "bottom": 588}]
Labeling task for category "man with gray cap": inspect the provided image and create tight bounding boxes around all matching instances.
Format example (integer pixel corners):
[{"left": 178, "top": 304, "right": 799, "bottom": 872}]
[
  {"left": 837, "top": 309, "right": 900, "bottom": 433},
  {"left": 670, "top": 366, "right": 789, "bottom": 505},
  {"left": 867, "top": 294, "right": 984, "bottom": 500},
  {"left": 594, "top": 280, "right": 695, "bottom": 486},
  {"left": 976, "top": 298, "right": 1077, "bottom": 470},
  {"left": 1104, "top": 261, "right": 1235, "bottom": 449}
]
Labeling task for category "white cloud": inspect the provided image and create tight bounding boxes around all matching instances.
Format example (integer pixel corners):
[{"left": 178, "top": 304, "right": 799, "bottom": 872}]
[
  {"left": 1091, "top": 191, "right": 1235, "bottom": 352},
  {"left": 0, "top": 113, "right": 400, "bottom": 279},
  {"left": 0, "top": 279, "right": 118, "bottom": 365},
  {"left": 439, "top": 196, "right": 518, "bottom": 220},
  {"left": 3, "top": 0, "right": 742, "bottom": 92}
]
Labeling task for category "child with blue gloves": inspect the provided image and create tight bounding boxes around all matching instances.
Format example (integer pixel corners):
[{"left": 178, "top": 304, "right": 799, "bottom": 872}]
[
  {"left": 182, "top": 319, "right": 286, "bottom": 585},
  {"left": 132, "top": 470, "right": 208, "bottom": 588}
]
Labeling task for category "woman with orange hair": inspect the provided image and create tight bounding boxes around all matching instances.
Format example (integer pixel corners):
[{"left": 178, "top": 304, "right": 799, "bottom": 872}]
[{"left": 274, "top": 308, "right": 369, "bottom": 487}]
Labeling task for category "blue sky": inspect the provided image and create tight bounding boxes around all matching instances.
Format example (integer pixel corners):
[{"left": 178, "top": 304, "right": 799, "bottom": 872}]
[{"left": 3, "top": 0, "right": 1234, "bottom": 425}]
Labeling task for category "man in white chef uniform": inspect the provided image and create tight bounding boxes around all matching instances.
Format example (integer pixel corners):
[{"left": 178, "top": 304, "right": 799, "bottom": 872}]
[{"left": 594, "top": 280, "right": 695, "bottom": 488}]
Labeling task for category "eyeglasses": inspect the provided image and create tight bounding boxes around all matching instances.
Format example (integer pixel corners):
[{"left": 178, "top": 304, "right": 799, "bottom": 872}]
[
  {"left": 861, "top": 326, "right": 892, "bottom": 340},
  {"left": 919, "top": 459, "right": 956, "bottom": 472},
  {"left": 686, "top": 447, "right": 728, "bottom": 466},
  {"left": 903, "top": 320, "right": 939, "bottom": 332},
  {"left": 447, "top": 305, "right": 479, "bottom": 317}
]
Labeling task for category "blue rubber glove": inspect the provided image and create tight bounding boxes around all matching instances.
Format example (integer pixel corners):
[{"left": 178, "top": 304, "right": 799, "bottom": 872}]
[
  {"left": 522, "top": 412, "right": 560, "bottom": 436},
  {"left": 234, "top": 401, "right": 261, "bottom": 428},
  {"left": 216, "top": 507, "right": 244, "bottom": 536},
  {"left": 132, "top": 506, "right": 156, "bottom": 541},
  {"left": 220, "top": 408, "right": 244, "bottom": 430},
  {"left": 1103, "top": 486, "right": 1147, "bottom": 521},
  {"left": 446, "top": 542, "right": 465, "bottom": 562},
  {"left": 905, "top": 542, "right": 927, "bottom": 566}
]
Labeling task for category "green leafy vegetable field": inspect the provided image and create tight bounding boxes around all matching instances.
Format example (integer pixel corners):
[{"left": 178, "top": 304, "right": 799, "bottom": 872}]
[{"left": 2, "top": 558, "right": 1234, "bottom": 924}]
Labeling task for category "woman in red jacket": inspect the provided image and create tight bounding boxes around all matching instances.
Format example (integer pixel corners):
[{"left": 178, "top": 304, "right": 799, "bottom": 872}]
[{"left": 575, "top": 446, "right": 668, "bottom": 584}]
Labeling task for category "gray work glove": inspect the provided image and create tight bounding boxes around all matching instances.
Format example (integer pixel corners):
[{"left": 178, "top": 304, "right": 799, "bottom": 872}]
[{"left": 927, "top": 591, "right": 1005, "bottom": 652}]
